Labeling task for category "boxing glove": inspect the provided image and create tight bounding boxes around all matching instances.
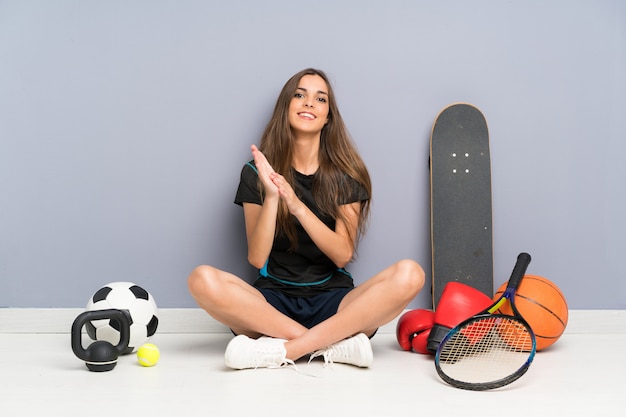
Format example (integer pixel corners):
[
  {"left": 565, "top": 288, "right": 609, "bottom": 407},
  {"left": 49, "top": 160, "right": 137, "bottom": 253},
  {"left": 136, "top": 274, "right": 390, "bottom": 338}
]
[
  {"left": 427, "top": 282, "right": 493, "bottom": 353},
  {"left": 396, "top": 309, "right": 435, "bottom": 355}
]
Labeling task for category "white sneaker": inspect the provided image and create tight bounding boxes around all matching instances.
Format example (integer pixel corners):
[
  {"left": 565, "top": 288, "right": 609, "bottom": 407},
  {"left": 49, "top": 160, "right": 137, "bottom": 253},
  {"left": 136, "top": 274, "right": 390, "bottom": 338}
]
[
  {"left": 309, "top": 333, "right": 373, "bottom": 368},
  {"left": 224, "top": 335, "right": 292, "bottom": 370}
]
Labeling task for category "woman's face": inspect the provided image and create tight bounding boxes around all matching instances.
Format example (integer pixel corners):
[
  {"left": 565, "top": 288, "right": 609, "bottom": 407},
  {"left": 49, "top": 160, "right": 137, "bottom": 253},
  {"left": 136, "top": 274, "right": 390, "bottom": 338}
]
[{"left": 288, "top": 74, "right": 330, "bottom": 137}]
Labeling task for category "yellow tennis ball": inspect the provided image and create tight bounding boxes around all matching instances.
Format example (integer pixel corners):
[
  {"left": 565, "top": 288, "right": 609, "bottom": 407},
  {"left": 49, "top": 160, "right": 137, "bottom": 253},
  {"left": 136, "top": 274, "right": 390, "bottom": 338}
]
[{"left": 137, "top": 343, "right": 160, "bottom": 367}]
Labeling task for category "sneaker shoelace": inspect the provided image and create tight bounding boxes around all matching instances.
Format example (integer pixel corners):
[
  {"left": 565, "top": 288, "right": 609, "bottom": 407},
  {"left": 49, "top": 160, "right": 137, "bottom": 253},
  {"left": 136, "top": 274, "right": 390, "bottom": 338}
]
[
  {"left": 269, "top": 357, "right": 322, "bottom": 378},
  {"left": 265, "top": 358, "right": 295, "bottom": 370},
  {"left": 309, "top": 347, "right": 337, "bottom": 368},
  {"left": 254, "top": 338, "right": 314, "bottom": 376}
]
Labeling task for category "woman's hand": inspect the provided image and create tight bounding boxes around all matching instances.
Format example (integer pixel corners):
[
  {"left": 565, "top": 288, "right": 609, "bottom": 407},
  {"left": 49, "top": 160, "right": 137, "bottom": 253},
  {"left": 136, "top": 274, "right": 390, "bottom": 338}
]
[
  {"left": 249, "top": 144, "right": 356, "bottom": 267},
  {"left": 268, "top": 172, "right": 306, "bottom": 217},
  {"left": 251, "top": 144, "right": 278, "bottom": 198},
  {"left": 251, "top": 144, "right": 305, "bottom": 216}
]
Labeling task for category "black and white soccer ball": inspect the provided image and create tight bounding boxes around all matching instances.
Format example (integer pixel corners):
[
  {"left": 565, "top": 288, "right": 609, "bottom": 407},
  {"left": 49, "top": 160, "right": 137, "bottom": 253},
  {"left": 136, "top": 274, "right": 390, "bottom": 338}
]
[{"left": 85, "top": 282, "right": 159, "bottom": 354}]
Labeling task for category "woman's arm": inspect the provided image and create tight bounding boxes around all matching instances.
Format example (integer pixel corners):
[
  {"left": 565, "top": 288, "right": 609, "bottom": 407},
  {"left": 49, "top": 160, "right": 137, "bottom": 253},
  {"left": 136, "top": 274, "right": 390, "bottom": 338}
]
[
  {"left": 249, "top": 145, "right": 360, "bottom": 268},
  {"left": 242, "top": 200, "right": 278, "bottom": 269},
  {"left": 297, "top": 201, "right": 360, "bottom": 268},
  {"left": 270, "top": 171, "right": 360, "bottom": 268},
  {"left": 242, "top": 145, "right": 281, "bottom": 269}
]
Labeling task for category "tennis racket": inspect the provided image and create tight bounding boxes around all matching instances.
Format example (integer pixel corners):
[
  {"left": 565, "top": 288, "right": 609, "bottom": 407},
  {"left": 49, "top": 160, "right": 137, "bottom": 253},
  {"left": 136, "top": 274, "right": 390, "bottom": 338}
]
[{"left": 435, "top": 252, "right": 536, "bottom": 391}]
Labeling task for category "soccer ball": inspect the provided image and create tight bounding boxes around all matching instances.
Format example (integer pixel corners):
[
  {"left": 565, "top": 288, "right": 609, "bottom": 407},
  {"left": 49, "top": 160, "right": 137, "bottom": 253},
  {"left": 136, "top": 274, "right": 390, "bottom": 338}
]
[{"left": 85, "top": 282, "right": 159, "bottom": 354}]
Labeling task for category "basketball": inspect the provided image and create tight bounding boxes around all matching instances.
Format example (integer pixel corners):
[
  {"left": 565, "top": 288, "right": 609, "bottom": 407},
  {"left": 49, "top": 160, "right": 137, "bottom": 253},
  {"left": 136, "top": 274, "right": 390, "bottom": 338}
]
[
  {"left": 493, "top": 274, "right": 568, "bottom": 351},
  {"left": 496, "top": 318, "right": 535, "bottom": 352}
]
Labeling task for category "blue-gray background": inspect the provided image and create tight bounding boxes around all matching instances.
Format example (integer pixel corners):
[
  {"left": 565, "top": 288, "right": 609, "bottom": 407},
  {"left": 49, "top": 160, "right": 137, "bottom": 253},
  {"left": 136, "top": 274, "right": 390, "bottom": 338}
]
[{"left": 1, "top": 0, "right": 624, "bottom": 309}]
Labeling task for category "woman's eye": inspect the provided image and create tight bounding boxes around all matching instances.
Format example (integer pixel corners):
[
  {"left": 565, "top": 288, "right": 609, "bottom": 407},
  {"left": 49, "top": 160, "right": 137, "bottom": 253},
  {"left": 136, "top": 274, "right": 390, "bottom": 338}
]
[
  {"left": 317, "top": 97, "right": 327, "bottom": 103},
  {"left": 294, "top": 93, "right": 304, "bottom": 98}
]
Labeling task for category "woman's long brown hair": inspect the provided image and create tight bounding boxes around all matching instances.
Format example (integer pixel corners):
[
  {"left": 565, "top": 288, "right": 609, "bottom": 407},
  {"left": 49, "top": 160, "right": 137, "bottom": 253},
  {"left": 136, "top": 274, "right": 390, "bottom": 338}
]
[{"left": 258, "top": 68, "right": 372, "bottom": 257}]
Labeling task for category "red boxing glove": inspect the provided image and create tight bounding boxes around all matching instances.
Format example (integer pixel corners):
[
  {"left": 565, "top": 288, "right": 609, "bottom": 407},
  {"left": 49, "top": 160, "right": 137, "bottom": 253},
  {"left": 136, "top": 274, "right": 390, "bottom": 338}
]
[
  {"left": 427, "top": 282, "right": 493, "bottom": 353},
  {"left": 396, "top": 309, "right": 435, "bottom": 355}
]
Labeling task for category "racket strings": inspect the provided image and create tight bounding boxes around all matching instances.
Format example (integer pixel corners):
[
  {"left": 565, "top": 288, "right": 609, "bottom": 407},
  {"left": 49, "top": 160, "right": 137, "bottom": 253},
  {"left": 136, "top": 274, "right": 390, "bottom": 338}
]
[{"left": 438, "top": 316, "right": 533, "bottom": 384}]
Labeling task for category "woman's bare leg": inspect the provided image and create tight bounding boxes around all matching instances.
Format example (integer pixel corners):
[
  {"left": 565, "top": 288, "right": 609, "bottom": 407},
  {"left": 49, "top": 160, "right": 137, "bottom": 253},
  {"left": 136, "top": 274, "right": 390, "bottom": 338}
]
[
  {"left": 187, "top": 265, "right": 307, "bottom": 339},
  {"left": 189, "top": 259, "right": 424, "bottom": 363},
  {"left": 284, "top": 259, "right": 425, "bottom": 360}
]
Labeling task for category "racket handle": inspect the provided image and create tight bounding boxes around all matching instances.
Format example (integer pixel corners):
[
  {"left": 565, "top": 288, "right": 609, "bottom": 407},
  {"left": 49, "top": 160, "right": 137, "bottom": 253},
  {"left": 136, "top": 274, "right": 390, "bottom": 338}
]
[{"left": 506, "top": 252, "right": 532, "bottom": 291}]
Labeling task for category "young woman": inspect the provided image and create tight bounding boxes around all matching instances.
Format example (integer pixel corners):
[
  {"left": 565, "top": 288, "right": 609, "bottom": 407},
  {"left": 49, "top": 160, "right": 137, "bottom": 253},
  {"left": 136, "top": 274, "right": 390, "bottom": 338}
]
[{"left": 188, "top": 68, "right": 425, "bottom": 369}]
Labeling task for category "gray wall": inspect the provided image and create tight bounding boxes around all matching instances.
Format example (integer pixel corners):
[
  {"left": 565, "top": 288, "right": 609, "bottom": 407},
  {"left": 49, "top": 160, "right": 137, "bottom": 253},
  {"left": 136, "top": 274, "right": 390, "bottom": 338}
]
[{"left": 1, "top": 0, "right": 624, "bottom": 309}]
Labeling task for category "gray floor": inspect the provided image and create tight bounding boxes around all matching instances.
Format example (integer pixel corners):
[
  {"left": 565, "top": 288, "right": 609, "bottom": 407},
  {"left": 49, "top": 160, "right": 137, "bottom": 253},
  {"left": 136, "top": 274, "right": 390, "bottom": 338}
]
[{"left": 1, "top": 325, "right": 623, "bottom": 417}]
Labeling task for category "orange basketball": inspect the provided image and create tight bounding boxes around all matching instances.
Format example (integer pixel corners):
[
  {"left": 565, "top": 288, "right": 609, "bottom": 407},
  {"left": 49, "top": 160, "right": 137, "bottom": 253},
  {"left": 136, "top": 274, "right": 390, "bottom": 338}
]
[
  {"left": 493, "top": 274, "right": 568, "bottom": 351},
  {"left": 493, "top": 317, "right": 533, "bottom": 352}
]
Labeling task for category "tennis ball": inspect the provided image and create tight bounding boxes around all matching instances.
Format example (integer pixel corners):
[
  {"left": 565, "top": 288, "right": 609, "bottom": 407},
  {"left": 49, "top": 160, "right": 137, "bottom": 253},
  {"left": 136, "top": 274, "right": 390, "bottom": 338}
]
[{"left": 137, "top": 343, "right": 160, "bottom": 367}]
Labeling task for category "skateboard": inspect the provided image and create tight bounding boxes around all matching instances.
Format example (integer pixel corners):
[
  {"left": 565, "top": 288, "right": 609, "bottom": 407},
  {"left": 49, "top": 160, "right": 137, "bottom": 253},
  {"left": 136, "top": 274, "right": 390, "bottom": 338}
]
[{"left": 430, "top": 103, "right": 493, "bottom": 309}]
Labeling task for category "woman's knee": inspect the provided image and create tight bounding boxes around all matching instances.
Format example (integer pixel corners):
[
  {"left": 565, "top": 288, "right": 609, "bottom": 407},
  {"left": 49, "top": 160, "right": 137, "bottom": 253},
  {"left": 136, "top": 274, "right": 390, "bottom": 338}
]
[
  {"left": 393, "top": 259, "right": 425, "bottom": 296},
  {"left": 187, "top": 265, "right": 218, "bottom": 297}
]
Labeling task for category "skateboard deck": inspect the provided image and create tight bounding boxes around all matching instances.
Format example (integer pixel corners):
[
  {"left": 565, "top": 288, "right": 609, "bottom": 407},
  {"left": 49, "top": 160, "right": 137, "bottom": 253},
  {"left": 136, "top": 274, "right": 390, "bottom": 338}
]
[{"left": 430, "top": 103, "right": 493, "bottom": 309}]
